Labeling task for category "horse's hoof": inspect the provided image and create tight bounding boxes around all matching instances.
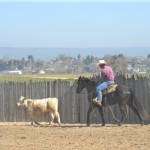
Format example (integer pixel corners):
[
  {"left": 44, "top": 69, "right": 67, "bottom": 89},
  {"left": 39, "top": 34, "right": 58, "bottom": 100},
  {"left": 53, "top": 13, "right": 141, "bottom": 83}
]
[
  {"left": 101, "top": 124, "right": 105, "bottom": 127},
  {"left": 140, "top": 121, "right": 144, "bottom": 126},
  {"left": 118, "top": 123, "right": 122, "bottom": 126},
  {"left": 87, "top": 124, "right": 90, "bottom": 127}
]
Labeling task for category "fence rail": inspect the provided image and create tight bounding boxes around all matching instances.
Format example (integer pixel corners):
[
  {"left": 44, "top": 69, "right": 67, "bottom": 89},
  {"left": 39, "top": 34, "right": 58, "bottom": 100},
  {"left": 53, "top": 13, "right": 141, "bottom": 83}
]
[{"left": 0, "top": 75, "right": 150, "bottom": 124}]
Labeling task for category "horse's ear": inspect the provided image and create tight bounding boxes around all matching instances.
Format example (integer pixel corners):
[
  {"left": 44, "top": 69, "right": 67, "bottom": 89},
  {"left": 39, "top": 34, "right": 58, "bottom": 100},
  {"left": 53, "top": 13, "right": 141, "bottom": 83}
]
[
  {"left": 78, "top": 76, "right": 81, "bottom": 80},
  {"left": 78, "top": 76, "right": 81, "bottom": 83}
]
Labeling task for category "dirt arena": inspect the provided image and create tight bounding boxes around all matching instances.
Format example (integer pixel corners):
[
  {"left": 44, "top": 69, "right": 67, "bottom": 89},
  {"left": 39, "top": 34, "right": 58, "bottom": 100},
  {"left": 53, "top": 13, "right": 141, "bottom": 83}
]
[{"left": 0, "top": 123, "right": 149, "bottom": 150}]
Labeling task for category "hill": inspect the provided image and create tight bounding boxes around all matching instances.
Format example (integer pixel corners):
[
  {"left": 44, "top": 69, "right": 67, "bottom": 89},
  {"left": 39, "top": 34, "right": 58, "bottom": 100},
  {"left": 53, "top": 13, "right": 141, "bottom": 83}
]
[{"left": 0, "top": 47, "right": 150, "bottom": 60}]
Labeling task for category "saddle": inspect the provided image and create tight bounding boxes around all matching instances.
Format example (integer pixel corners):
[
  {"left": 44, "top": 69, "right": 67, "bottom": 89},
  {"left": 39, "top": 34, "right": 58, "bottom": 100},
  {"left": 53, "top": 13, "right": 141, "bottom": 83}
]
[{"left": 102, "top": 83, "right": 118, "bottom": 95}]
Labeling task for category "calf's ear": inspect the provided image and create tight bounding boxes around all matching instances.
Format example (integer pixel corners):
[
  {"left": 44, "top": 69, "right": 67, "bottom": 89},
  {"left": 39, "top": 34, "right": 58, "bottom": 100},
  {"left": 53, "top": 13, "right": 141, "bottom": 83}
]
[{"left": 22, "top": 96, "right": 27, "bottom": 101}]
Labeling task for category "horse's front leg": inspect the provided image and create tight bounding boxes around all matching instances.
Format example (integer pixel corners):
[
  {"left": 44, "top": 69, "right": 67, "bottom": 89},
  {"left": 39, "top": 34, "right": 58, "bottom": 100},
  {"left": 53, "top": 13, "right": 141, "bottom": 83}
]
[
  {"left": 98, "top": 106, "right": 105, "bottom": 126},
  {"left": 87, "top": 104, "right": 95, "bottom": 126}
]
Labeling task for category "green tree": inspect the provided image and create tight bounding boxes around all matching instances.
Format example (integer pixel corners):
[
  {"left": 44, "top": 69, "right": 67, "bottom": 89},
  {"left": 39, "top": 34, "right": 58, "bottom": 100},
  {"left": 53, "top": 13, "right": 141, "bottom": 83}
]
[
  {"left": 147, "top": 54, "right": 150, "bottom": 59},
  {"left": 83, "top": 55, "right": 91, "bottom": 65}
]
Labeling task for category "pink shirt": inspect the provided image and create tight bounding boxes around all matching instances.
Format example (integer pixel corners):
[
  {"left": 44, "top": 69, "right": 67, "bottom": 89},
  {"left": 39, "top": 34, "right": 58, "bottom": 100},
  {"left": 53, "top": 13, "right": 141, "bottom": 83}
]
[{"left": 100, "top": 65, "right": 115, "bottom": 82}]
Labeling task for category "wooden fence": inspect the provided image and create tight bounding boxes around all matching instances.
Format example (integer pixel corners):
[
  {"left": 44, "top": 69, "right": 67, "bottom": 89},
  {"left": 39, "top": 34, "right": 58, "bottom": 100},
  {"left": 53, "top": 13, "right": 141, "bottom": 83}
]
[{"left": 0, "top": 75, "right": 150, "bottom": 124}]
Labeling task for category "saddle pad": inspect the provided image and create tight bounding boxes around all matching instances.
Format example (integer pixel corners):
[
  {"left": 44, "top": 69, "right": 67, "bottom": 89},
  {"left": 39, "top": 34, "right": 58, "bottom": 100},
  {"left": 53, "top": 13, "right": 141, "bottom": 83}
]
[{"left": 102, "top": 83, "right": 118, "bottom": 95}]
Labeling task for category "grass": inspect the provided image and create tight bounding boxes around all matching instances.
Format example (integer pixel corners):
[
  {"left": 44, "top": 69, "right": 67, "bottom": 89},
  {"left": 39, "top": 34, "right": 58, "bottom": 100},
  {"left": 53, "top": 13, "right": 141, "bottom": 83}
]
[
  {"left": 1, "top": 73, "right": 150, "bottom": 83},
  {"left": 0, "top": 73, "right": 93, "bottom": 83}
]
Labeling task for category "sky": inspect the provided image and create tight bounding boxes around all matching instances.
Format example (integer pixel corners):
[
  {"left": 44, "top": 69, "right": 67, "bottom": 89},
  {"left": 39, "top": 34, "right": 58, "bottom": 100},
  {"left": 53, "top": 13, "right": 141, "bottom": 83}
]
[{"left": 0, "top": 0, "right": 150, "bottom": 48}]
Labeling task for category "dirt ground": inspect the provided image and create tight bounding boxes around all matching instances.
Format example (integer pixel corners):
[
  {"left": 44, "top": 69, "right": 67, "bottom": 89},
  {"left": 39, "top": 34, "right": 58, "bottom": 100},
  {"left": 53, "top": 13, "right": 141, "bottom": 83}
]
[{"left": 0, "top": 123, "right": 149, "bottom": 150}]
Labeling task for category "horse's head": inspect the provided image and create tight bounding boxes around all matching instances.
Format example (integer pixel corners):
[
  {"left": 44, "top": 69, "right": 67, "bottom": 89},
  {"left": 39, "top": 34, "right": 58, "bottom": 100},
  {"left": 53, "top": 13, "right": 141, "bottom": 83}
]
[{"left": 76, "top": 76, "right": 91, "bottom": 94}]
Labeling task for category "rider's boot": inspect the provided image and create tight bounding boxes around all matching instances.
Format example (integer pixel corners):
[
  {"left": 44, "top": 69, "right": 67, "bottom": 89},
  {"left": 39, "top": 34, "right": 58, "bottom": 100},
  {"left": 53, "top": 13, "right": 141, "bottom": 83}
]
[{"left": 92, "top": 97, "right": 102, "bottom": 107}]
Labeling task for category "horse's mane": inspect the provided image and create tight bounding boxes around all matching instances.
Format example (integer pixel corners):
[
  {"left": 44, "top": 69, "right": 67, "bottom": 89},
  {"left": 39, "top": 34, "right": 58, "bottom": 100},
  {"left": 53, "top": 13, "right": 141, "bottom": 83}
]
[
  {"left": 87, "top": 78, "right": 97, "bottom": 84},
  {"left": 80, "top": 76, "right": 97, "bottom": 85}
]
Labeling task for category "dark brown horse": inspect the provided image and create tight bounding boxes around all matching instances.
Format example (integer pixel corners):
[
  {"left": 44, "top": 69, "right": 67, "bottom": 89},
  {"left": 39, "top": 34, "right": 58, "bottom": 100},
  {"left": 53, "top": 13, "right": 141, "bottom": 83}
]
[{"left": 76, "top": 76, "right": 149, "bottom": 126}]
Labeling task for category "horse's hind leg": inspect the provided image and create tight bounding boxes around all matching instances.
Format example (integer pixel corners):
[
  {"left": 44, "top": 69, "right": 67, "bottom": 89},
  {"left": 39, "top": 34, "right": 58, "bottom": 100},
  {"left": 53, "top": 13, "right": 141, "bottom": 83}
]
[
  {"left": 127, "top": 102, "right": 144, "bottom": 125},
  {"left": 118, "top": 104, "right": 128, "bottom": 124},
  {"left": 98, "top": 107, "right": 105, "bottom": 126}
]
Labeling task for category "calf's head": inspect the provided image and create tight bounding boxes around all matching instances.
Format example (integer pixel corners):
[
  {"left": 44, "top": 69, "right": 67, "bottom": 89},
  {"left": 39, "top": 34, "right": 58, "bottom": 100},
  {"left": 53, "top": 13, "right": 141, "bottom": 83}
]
[{"left": 17, "top": 96, "right": 27, "bottom": 107}]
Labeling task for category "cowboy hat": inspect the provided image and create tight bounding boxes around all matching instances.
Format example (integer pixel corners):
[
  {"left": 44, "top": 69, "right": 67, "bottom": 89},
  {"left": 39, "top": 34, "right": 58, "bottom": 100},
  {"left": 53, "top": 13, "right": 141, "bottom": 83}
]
[{"left": 97, "top": 60, "right": 106, "bottom": 65}]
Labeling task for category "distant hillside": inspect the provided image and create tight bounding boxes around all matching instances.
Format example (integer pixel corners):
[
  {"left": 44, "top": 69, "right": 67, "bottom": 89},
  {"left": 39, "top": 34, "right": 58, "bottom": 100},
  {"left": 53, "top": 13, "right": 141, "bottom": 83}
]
[{"left": 0, "top": 47, "right": 150, "bottom": 60}]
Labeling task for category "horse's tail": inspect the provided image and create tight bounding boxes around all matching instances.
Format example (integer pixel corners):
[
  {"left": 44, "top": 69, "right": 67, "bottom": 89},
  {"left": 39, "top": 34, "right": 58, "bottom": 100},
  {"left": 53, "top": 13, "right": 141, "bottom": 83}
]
[{"left": 129, "top": 89, "right": 149, "bottom": 120}]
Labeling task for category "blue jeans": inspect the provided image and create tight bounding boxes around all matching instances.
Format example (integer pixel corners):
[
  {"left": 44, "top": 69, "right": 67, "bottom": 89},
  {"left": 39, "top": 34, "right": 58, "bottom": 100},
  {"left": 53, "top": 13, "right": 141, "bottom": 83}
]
[{"left": 96, "top": 80, "right": 114, "bottom": 101}]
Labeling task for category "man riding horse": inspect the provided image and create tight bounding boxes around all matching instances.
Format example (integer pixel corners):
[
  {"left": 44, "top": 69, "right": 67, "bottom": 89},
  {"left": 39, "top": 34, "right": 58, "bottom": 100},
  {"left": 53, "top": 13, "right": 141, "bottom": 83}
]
[
  {"left": 76, "top": 60, "right": 149, "bottom": 126},
  {"left": 93, "top": 60, "right": 115, "bottom": 107}
]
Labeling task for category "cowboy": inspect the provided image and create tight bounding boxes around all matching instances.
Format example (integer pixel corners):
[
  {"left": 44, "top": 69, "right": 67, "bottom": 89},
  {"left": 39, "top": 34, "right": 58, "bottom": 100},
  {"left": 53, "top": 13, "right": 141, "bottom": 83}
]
[{"left": 93, "top": 60, "right": 115, "bottom": 106}]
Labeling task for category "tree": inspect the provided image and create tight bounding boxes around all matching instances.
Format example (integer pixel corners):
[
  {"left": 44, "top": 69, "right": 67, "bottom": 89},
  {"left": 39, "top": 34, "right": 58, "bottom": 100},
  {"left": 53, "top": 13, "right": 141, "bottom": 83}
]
[
  {"left": 77, "top": 54, "right": 81, "bottom": 60},
  {"left": 147, "top": 54, "right": 150, "bottom": 59},
  {"left": 83, "top": 55, "right": 92, "bottom": 65},
  {"left": 27, "top": 55, "right": 34, "bottom": 69},
  {"left": 118, "top": 54, "right": 124, "bottom": 58}
]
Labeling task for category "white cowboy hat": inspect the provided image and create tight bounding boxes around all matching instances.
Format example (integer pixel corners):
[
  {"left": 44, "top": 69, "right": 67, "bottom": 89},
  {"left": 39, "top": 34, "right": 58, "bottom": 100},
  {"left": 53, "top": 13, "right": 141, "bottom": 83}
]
[{"left": 97, "top": 60, "right": 106, "bottom": 65}]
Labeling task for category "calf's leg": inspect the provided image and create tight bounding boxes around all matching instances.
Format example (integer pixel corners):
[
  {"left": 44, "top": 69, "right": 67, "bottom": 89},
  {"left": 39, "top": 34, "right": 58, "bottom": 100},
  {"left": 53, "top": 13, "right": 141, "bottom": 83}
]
[
  {"left": 54, "top": 111, "right": 61, "bottom": 125},
  {"left": 31, "top": 117, "right": 40, "bottom": 126},
  {"left": 49, "top": 112, "right": 54, "bottom": 124}
]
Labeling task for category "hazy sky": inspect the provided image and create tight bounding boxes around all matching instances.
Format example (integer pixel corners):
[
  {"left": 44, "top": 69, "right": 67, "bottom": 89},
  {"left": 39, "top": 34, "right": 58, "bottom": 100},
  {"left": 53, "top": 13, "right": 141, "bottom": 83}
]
[{"left": 0, "top": 0, "right": 150, "bottom": 48}]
